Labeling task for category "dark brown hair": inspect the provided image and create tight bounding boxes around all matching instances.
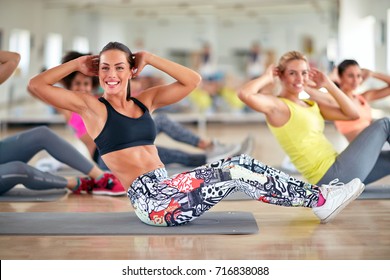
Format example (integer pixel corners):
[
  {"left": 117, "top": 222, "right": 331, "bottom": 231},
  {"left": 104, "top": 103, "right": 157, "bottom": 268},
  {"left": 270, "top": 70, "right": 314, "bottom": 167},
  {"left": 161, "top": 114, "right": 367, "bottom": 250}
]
[
  {"left": 337, "top": 59, "right": 359, "bottom": 77},
  {"left": 61, "top": 51, "right": 99, "bottom": 90}
]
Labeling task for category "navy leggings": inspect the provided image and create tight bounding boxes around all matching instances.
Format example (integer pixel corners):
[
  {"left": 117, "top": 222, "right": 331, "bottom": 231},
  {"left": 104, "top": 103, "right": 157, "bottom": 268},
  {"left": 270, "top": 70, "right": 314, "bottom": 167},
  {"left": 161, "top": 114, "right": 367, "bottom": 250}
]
[
  {"left": 318, "top": 117, "right": 390, "bottom": 185},
  {"left": 0, "top": 126, "right": 94, "bottom": 195}
]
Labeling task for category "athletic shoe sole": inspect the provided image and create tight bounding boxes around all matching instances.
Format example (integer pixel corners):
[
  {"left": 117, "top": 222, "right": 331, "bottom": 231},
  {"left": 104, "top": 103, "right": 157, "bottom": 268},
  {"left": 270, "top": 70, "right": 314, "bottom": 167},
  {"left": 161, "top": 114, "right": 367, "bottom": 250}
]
[{"left": 92, "top": 190, "right": 127, "bottom": 196}]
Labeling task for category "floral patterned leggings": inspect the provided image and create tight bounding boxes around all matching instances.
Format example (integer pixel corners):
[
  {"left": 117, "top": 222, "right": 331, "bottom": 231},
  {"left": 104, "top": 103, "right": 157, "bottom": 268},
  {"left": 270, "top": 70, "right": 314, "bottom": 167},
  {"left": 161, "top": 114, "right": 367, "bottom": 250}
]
[{"left": 128, "top": 154, "right": 320, "bottom": 226}]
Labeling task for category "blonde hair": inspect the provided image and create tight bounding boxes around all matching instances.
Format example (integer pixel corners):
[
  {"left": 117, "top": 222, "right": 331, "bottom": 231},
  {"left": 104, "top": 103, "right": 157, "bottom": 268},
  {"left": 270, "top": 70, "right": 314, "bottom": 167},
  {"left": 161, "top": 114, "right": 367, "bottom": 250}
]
[{"left": 277, "top": 51, "right": 308, "bottom": 73}]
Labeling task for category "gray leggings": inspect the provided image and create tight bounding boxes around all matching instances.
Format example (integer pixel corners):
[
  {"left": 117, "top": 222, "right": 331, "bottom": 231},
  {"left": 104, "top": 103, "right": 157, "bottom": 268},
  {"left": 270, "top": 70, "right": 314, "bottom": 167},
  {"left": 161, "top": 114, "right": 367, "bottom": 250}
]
[
  {"left": 154, "top": 113, "right": 206, "bottom": 166},
  {"left": 318, "top": 117, "right": 390, "bottom": 185},
  {"left": 0, "top": 126, "right": 94, "bottom": 195}
]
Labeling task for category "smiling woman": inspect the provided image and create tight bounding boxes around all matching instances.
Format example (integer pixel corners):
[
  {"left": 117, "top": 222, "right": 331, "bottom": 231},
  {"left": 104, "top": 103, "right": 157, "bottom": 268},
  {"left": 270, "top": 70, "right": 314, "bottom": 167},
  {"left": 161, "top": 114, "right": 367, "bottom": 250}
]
[
  {"left": 333, "top": 59, "right": 390, "bottom": 142},
  {"left": 98, "top": 44, "right": 136, "bottom": 101}
]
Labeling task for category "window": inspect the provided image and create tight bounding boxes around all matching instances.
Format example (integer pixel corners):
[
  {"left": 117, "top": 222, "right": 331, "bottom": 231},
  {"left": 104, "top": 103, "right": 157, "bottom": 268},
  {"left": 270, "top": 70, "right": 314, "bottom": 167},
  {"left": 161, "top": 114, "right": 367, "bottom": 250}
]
[
  {"left": 387, "top": 9, "right": 390, "bottom": 73},
  {"left": 9, "top": 29, "right": 30, "bottom": 77},
  {"left": 44, "top": 33, "right": 63, "bottom": 70},
  {"left": 72, "top": 36, "right": 90, "bottom": 54}
]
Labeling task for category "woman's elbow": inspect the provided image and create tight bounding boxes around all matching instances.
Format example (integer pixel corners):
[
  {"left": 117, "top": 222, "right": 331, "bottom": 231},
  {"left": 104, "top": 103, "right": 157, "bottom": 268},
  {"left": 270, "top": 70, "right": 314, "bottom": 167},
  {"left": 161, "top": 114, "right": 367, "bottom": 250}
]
[
  {"left": 237, "top": 89, "right": 248, "bottom": 102},
  {"left": 14, "top": 52, "right": 21, "bottom": 65},
  {"left": 9, "top": 55, "right": 21, "bottom": 72},
  {"left": 186, "top": 73, "right": 202, "bottom": 91},
  {"left": 348, "top": 110, "right": 360, "bottom": 120},
  {"left": 27, "top": 77, "right": 40, "bottom": 97},
  {"left": 351, "top": 113, "right": 360, "bottom": 120},
  {"left": 192, "top": 72, "right": 202, "bottom": 88}
]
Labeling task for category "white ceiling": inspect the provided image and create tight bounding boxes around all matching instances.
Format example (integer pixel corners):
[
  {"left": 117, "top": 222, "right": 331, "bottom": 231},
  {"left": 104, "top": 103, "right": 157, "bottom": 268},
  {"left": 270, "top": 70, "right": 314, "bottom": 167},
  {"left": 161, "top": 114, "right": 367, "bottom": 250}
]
[{"left": 42, "top": 0, "right": 338, "bottom": 21}]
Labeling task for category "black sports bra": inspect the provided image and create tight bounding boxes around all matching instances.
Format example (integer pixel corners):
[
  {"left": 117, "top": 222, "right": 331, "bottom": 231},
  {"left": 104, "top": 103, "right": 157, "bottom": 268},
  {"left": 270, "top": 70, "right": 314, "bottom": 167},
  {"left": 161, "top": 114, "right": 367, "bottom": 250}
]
[{"left": 94, "top": 97, "right": 157, "bottom": 155}]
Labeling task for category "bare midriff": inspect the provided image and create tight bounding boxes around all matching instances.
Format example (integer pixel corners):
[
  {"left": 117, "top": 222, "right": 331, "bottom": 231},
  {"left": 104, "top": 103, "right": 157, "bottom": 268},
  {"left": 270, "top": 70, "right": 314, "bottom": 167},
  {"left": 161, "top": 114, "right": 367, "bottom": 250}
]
[{"left": 101, "top": 145, "right": 165, "bottom": 187}]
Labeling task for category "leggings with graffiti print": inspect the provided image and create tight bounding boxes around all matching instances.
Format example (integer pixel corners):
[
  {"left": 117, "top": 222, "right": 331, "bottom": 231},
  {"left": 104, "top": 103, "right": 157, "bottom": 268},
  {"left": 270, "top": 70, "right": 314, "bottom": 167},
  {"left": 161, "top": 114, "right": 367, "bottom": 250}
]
[{"left": 127, "top": 154, "right": 320, "bottom": 226}]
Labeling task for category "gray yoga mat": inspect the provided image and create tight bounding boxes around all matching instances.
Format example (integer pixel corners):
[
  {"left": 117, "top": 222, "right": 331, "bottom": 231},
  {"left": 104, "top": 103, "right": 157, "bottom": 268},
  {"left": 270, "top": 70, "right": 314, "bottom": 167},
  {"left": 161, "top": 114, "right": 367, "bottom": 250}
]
[
  {"left": 358, "top": 185, "right": 390, "bottom": 200},
  {"left": 0, "top": 211, "right": 259, "bottom": 235},
  {"left": 0, "top": 188, "right": 68, "bottom": 202}
]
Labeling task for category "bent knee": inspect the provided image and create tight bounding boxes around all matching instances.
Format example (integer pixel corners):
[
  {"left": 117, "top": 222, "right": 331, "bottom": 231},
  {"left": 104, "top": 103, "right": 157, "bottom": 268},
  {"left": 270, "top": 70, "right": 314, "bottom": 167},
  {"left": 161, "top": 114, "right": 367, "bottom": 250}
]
[
  {"left": 34, "top": 126, "right": 55, "bottom": 137},
  {"left": 0, "top": 161, "right": 30, "bottom": 174},
  {"left": 374, "top": 117, "right": 390, "bottom": 131}
]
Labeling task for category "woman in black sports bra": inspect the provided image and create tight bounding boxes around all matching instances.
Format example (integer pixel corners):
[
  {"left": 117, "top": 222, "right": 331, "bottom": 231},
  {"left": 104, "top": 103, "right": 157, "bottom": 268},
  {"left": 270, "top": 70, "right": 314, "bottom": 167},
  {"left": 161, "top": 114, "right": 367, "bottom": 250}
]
[{"left": 28, "top": 41, "right": 363, "bottom": 226}]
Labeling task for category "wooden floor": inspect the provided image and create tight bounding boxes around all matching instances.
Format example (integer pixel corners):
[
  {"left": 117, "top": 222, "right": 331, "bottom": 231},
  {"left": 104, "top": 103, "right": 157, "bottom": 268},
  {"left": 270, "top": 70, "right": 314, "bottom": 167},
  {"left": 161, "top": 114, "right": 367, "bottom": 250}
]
[{"left": 1, "top": 117, "right": 390, "bottom": 260}]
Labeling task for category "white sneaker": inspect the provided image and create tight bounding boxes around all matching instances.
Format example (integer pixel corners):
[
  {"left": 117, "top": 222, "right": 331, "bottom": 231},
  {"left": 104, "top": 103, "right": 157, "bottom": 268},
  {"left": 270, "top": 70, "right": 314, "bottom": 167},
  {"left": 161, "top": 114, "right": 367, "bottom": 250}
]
[
  {"left": 206, "top": 139, "right": 241, "bottom": 163},
  {"left": 35, "top": 156, "right": 66, "bottom": 172},
  {"left": 312, "top": 178, "right": 365, "bottom": 224}
]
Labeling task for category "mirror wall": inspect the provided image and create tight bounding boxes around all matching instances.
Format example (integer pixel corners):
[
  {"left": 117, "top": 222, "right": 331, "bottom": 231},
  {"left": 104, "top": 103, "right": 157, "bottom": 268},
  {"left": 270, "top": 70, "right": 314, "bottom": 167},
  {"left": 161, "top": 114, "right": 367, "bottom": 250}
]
[{"left": 0, "top": 0, "right": 388, "bottom": 105}]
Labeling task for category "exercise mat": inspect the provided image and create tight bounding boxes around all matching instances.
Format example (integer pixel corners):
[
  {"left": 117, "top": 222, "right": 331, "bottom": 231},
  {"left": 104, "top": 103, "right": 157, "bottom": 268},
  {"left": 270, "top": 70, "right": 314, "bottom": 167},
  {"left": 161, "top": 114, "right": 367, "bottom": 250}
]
[
  {"left": 357, "top": 185, "right": 390, "bottom": 200},
  {"left": 0, "top": 188, "right": 68, "bottom": 202},
  {"left": 0, "top": 211, "right": 259, "bottom": 235}
]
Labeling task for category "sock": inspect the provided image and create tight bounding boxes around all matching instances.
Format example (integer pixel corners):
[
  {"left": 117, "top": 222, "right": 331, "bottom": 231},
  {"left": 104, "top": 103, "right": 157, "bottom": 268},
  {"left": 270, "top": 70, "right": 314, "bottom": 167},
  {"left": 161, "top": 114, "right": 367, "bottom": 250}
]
[
  {"left": 72, "top": 178, "right": 82, "bottom": 191},
  {"left": 317, "top": 192, "right": 326, "bottom": 207},
  {"left": 95, "top": 173, "right": 109, "bottom": 188}
]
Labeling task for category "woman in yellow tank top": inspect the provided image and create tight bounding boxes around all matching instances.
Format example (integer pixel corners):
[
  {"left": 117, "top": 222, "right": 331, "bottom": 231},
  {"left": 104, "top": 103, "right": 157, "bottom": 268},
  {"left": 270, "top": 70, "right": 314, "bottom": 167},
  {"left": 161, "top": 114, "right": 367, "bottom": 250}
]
[{"left": 238, "top": 51, "right": 390, "bottom": 187}]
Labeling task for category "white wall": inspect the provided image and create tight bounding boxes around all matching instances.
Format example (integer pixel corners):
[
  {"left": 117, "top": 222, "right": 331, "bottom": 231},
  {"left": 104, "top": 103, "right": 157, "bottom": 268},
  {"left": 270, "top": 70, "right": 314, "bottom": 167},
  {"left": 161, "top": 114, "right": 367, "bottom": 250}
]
[
  {"left": 338, "top": 0, "right": 389, "bottom": 71},
  {"left": 97, "top": 11, "right": 333, "bottom": 79}
]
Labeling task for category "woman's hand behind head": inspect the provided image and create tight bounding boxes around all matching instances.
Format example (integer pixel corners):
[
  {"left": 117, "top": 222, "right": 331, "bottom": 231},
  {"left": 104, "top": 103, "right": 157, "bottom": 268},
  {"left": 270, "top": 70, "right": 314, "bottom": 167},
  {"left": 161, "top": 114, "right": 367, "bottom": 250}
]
[{"left": 78, "top": 55, "right": 99, "bottom": 77}]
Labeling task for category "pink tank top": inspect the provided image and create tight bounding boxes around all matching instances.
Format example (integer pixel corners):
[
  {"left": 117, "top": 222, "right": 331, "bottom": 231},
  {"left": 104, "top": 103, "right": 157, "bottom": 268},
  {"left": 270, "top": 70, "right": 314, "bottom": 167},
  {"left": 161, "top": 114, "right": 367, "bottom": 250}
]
[
  {"left": 334, "top": 95, "right": 372, "bottom": 135},
  {"left": 68, "top": 112, "right": 87, "bottom": 138}
]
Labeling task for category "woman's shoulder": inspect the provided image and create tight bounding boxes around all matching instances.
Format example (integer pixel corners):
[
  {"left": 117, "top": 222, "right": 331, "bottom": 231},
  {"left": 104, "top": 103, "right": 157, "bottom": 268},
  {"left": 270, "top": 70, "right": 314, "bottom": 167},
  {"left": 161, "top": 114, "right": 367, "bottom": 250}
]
[{"left": 132, "top": 93, "right": 154, "bottom": 111}]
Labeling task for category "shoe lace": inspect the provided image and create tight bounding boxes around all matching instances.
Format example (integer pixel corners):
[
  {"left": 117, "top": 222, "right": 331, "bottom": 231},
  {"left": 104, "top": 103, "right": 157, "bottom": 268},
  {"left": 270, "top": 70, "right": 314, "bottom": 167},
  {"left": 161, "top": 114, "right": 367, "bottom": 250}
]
[
  {"left": 95, "top": 174, "right": 113, "bottom": 190},
  {"left": 321, "top": 178, "right": 346, "bottom": 189},
  {"left": 320, "top": 178, "right": 345, "bottom": 197}
]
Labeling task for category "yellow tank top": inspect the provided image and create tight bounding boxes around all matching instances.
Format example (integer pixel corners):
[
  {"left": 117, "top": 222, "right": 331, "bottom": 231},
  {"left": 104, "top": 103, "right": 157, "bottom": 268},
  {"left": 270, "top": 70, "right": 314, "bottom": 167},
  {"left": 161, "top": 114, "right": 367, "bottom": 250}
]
[{"left": 267, "top": 98, "right": 337, "bottom": 184}]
